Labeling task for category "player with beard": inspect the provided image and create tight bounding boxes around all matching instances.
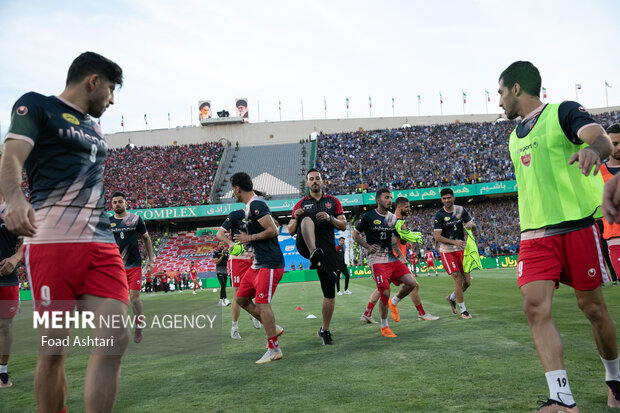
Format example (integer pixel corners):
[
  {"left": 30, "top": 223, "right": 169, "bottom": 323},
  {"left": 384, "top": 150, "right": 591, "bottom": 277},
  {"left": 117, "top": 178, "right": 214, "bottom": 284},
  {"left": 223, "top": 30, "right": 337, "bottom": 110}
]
[
  {"left": 288, "top": 169, "right": 346, "bottom": 345},
  {"left": 109, "top": 191, "right": 154, "bottom": 343},
  {"left": 231, "top": 172, "right": 285, "bottom": 363},
  {"left": 434, "top": 188, "right": 476, "bottom": 319},
  {"left": 500, "top": 60, "right": 620, "bottom": 411},
  {"left": 360, "top": 196, "right": 438, "bottom": 324},
  {"left": 0, "top": 52, "right": 129, "bottom": 413}
]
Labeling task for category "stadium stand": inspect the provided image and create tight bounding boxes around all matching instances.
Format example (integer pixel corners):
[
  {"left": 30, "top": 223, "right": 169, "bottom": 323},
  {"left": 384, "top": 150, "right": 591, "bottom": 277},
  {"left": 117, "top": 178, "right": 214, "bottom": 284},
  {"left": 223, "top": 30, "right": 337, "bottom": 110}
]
[
  {"left": 153, "top": 231, "right": 219, "bottom": 274},
  {"left": 103, "top": 142, "right": 224, "bottom": 209},
  {"left": 215, "top": 142, "right": 313, "bottom": 202}
]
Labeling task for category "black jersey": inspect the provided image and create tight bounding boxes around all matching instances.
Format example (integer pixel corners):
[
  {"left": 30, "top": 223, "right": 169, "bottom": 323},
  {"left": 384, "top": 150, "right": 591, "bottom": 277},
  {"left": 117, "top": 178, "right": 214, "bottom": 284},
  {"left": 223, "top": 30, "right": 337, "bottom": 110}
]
[
  {"left": 335, "top": 244, "right": 346, "bottom": 264},
  {"left": 355, "top": 209, "right": 399, "bottom": 265},
  {"left": 433, "top": 205, "right": 472, "bottom": 252},
  {"left": 109, "top": 212, "right": 147, "bottom": 269},
  {"left": 220, "top": 209, "right": 253, "bottom": 260},
  {"left": 244, "top": 196, "right": 284, "bottom": 269},
  {"left": 0, "top": 205, "right": 19, "bottom": 286},
  {"left": 292, "top": 194, "right": 343, "bottom": 248},
  {"left": 6, "top": 92, "right": 115, "bottom": 245},
  {"left": 515, "top": 101, "right": 598, "bottom": 142}
]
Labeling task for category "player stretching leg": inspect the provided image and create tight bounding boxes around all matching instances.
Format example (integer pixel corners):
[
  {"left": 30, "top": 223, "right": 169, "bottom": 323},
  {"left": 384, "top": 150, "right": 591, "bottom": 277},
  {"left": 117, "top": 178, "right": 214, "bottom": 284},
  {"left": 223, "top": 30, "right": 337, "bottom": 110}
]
[
  {"left": 110, "top": 192, "right": 154, "bottom": 343},
  {"left": 434, "top": 188, "right": 476, "bottom": 319},
  {"left": 231, "top": 173, "right": 285, "bottom": 363}
]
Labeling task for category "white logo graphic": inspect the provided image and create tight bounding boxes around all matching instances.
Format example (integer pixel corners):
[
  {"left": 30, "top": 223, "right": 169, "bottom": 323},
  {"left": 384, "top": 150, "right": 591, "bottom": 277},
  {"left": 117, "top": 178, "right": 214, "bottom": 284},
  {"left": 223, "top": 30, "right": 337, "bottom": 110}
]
[
  {"left": 587, "top": 268, "right": 596, "bottom": 278},
  {"left": 517, "top": 261, "right": 523, "bottom": 278}
]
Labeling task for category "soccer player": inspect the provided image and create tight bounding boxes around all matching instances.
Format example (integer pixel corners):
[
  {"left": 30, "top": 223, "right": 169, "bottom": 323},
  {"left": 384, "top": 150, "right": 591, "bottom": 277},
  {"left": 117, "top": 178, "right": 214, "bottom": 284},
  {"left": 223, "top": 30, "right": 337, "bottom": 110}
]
[
  {"left": 288, "top": 169, "right": 346, "bottom": 345},
  {"left": 434, "top": 188, "right": 476, "bottom": 319},
  {"left": 600, "top": 123, "right": 620, "bottom": 286},
  {"left": 354, "top": 188, "right": 436, "bottom": 337},
  {"left": 188, "top": 261, "right": 201, "bottom": 294},
  {"left": 212, "top": 242, "right": 231, "bottom": 306},
  {"left": 231, "top": 172, "right": 285, "bottom": 363},
  {"left": 499, "top": 60, "right": 620, "bottom": 411},
  {"left": 0, "top": 193, "right": 23, "bottom": 389},
  {"left": 359, "top": 196, "right": 438, "bottom": 326},
  {"left": 425, "top": 248, "right": 439, "bottom": 277},
  {"left": 109, "top": 191, "right": 154, "bottom": 344},
  {"left": 217, "top": 209, "right": 260, "bottom": 339},
  {"left": 335, "top": 237, "right": 351, "bottom": 295},
  {"left": 0, "top": 52, "right": 129, "bottom": 413}
]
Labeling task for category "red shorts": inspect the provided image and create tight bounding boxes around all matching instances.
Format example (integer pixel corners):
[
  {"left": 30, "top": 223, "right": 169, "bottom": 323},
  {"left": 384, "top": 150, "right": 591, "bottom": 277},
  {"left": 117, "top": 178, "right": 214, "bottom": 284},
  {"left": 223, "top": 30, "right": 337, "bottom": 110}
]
[
  {"left": 236, "top": 267, "right": 283, "bottom": 304},
  {"left": 370, "top": 261, "right": 411, "bottom": 290},
  {"left": 517, "top": 225, "right": 609, "bottom": 290},
  {"left": 608, "top": 244, "right": 620, "bottom": 278},
  {"left": 126, "top": 267, "right": 143, "bottom": 291},
  {"left": 426, "top": 260, "right": 435, "bottom": 268},
  {"left": 227, "top": 258, "right": 252, "bottom": 288},
  {"left": 440, "top": 250, "right": 465, "bottom": 275},
  {"left": 0, "top": 285, "right": 19, "bottom": 319},
  {"left": 25, "top": 242, "right": 129, "bottom": 312}
]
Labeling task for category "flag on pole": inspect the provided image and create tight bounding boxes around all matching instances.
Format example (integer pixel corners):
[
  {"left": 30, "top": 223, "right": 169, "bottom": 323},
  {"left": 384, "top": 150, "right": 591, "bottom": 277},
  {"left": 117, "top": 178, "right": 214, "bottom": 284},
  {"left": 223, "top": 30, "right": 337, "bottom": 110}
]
[
  {"left": 575, "top": 83, "right": 582, "bottom": 90},
  {"left": 168, "top": 112, "right": 170, "bottom": 121},
  {"left": 391, "top": 97, "right": 395, "bottom": 109},
  {"left": 417, "top": 95, "right": 421, "bottom": 103},
  {"left": 606, "top": 81, "right": 612, "bottom": 88},
  {"left": 542, "top": 87, "right": 547, "bottom": 99},
  {"left": 485, "top": 90, "right": 490, "bottom": 102},
  {"left": 440, "top": 93, "right": 443, "bottom": 104},
  {"left": 144, "top": 114, "right": 148, "bottom": 125},
  {"left": 324, "top": 97, "right": 327, "bottom": 110},
  {"left": 346, "top": 97, "right": 349, "bottom": 109},
  {"left": 369, "top": 97, "right": 372, "bottom": 108},
  {"left": 121, "top": 115, "right": 124, "bottom": 127},
  {"left": 278, "top": 100, "right": 281, "bottom": 111},
  {"left": 462, "top": 91, "right": 467, "bottom": 104}
]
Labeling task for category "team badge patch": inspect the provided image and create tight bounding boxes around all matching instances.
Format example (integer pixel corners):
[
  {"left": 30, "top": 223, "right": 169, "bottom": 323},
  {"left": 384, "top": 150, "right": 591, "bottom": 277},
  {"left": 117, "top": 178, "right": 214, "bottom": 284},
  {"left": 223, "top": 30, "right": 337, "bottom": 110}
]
[
  {"left": 110, "top": 223, "right": 116, "bottom": 227},
  {"left": 521, "top": 154, "right": 531, "bottom": 167},
  {"left": 325, "top": 202, "right": 333, "bottom": 209},
  {"left": 373, "top": 219, "right": 382, "bottom": 225},
  {"left": 16, "top": 106, "right": 28, "bottom": 116},
  {"left": 62, "top": 113, "right": 80, "bottom": 125}
]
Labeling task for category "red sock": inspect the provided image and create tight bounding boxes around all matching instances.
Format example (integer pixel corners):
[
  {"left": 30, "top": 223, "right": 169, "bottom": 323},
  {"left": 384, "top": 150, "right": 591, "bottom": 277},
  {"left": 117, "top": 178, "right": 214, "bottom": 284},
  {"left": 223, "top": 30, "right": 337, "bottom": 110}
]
[
  {"left": 415, "top": 304, "right": 426, "bottom": 316},
  {"left": 364, "top": 302, "right": 375, "bottom": 317},
  {"left": 267, "top": 335, "right": 279, "bottom": 350},
  {"left": 193, "top": 283, "right": 197, "bottom": 292}
]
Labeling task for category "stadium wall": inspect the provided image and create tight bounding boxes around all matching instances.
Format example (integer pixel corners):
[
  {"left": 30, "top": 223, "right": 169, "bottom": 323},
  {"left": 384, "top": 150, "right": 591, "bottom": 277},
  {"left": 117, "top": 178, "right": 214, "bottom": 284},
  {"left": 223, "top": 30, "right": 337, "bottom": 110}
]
[{"left": 105, "top": 105, "right": 620, "bottom": 149}]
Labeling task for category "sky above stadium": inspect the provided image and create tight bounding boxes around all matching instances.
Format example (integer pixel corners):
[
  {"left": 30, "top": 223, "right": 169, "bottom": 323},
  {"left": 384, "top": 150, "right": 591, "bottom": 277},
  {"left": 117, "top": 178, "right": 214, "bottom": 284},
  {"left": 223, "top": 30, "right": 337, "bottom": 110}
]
[{"left": 1, "top": 0, "right": 619, "bottom": 135}]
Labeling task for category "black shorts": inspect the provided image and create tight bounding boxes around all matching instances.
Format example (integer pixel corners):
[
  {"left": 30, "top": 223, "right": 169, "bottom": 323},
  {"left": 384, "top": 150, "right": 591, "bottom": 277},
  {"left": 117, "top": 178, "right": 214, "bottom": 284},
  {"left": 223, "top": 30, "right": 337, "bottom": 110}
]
[{"left": 296, "top": 234, "right": 338, "bottom": 299}]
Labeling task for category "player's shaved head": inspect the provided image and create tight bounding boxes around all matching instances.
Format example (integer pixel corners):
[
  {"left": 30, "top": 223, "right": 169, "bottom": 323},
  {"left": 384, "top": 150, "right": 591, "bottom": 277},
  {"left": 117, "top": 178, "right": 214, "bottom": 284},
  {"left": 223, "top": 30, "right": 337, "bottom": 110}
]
[{"left": 394, "top": 197, "right": 409, "bottom": 208}]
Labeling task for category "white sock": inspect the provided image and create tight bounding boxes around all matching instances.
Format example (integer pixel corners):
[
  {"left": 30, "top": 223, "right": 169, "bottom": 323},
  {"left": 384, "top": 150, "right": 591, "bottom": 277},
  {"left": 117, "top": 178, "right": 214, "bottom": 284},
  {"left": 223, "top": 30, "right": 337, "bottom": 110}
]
[
  {"left": 545, "top": 370, "right": 575, "bottom": 405},
  {"left": 380, "top": 318, "right": 389, "bottom": 328},
  {"left": 391, "top": 296, "right": 401, "bottom": 305},
  {"left": 601, "top": 356, "right": 620, "bottom": 382},
  {"left": 458, "top": 302, "right": 467, "bottom": 313},
  {"left": 231, "top": 321, "right": 238, "bottom": 328},
  {"left": 449, "top": 292, "right": 456, "bottom": 301},
  {"left": 0, "top": 364, "right": 6, "bottom": 374}
]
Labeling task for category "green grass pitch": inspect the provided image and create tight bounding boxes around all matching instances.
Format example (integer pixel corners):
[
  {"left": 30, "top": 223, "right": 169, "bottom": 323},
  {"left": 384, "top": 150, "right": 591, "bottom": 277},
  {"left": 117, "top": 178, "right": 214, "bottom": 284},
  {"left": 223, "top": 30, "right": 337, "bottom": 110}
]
[{"left": 3, "top": 269, "right": 620, "bottom": 412}]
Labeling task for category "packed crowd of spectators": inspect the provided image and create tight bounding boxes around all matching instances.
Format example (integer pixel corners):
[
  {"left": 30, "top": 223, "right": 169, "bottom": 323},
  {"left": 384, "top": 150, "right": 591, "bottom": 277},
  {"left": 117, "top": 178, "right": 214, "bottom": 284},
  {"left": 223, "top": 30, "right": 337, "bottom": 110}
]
[
  {"left": 103, "top": 142, "right": 224, "bottom": 209},
  {"left": 317, "top": 111, "right": 620, "bottom": 195}
]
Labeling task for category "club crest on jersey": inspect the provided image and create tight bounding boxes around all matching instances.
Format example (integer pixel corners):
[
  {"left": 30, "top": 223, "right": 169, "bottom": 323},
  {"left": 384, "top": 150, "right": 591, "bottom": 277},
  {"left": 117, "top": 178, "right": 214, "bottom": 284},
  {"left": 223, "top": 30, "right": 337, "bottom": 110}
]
[
  {"left": 62, "top": 113, "right": 80, "bottom": 126},
  {"left": 254, "top": 210, "right": 259, "bottom": 215},
  {"left": 373, "top": 219, "right": 382, "bottom": 225},
  {"left": 110, "top": 223, "right": 116, "bottom": 227},
  {"left": 16, "top": 106, "right": 28, "bottom": 116},
  {"left": 444, "top": 217, "right": 450, "bottom": 221},
  {"left": 588, "top": 268, "right": 596, "bottom": 277},
  {"left": 521, "top": 154, "right": 531, "bottom": 167},
  {"left": 325, "top": 202, "right": 333, "bottom": 209}
]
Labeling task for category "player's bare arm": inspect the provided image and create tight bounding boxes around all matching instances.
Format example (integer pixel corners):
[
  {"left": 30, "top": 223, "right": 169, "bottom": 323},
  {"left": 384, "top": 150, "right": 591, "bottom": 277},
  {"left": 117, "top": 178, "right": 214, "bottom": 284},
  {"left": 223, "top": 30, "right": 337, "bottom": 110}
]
[
  {"left": 216, "top": 228, "right": 235, "bottom": 248},
  {"left": 391, "top": 234, "right": 407, "bottom": 264},
  {"left": 434, "top": 229, "right": 466, "bottom": 249},
  {"left": 142, "top": 232, "right": 155, "bottom": 273},
  {"left": 287, "top": 208, "right": 305, "bottom": 234},
  {"left": 353, "top": 229, "right": 378, "bottom": 254},
  {"left": 568, "top": 124, "right": 612, "bottom": 176},
  {"left": 0, "top": 139, "right": 36, "bottom": 236},
  {"left": 234, "top": 215, "right": 277, "bottom": 243},
  {"left": 603, "top": 175, "right": 620, "bottom": 224}
]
